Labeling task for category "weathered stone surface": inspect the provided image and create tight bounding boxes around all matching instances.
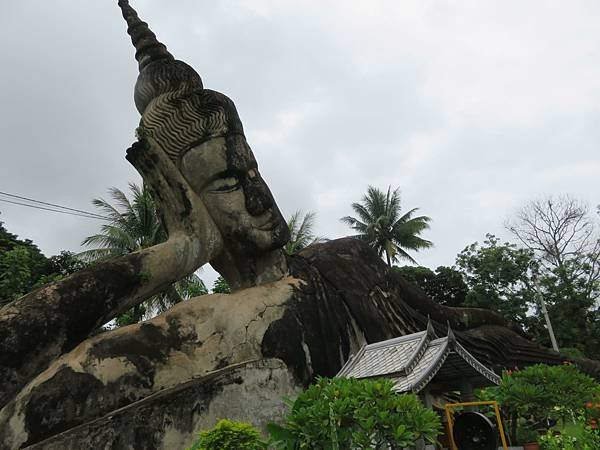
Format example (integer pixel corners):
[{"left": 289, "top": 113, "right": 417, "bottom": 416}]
[
  {"left": 23, "top": 359, "right": 299, "bottom": 450},
  {"left": 0, "top": 279, "right": 298, "bottom": 449},
  {"left": 0, "top": 256, "right": 141, "bottom": 409},
  {"left": 2, "top": 238, "right": 597, "bottom": 448},
  {"left": 297, "top": 238, "right": 587, "bottom": 375}
]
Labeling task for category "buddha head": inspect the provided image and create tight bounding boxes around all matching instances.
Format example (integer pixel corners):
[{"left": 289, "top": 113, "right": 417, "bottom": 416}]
[{"left": 118, "top": 0, "right": 290, "bottom": 260}]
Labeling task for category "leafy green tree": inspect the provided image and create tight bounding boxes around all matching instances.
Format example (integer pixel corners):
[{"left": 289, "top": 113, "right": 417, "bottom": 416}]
[
  {"left": 48, "top": 251, "right": 87, "bottom": 277},
  {"left": 80, "top": 183, "right": 206, "bottom": 325},
  {"left": 0, "top": 246, "right": 35, "bottom": 306},
  {"left": 451, "top": 232, "right": 599, "bottom": 356},
  {"left": 285, "top": 210, "right": 325, "bottom": 255},
  {"left": 341, "top": 186, "right": 432, "bottom": 266},
  {"left": 268, "top": 377, "right": 441, "bottom": 449},
  {"left": 507, "top": 196, "right": 600, "bottom": 354},
  {"left": 0, "top": 221, "right": 83, "bottom": 306},
  {"left": 532, "top": 261, "right": 600, "bottom": 356},
  {"left": 478, "top": 364, "right": 600, "bottom": 444},
  {"left": 393, "top": 265, "right": 468, "bottom": 307},
  {"left": 30, "top": 251, "right": 89, "bottom": 290},
  {"left": 188, "top": 419, "right": 266, "bottom": 450},
  {"left": 185, "top": 278, "right": 209, "bottom": 297},
  {"left": 212, "top": 276, "right": 231, "bottom": 294},
  {"left": 455, "top": 234, "right": 537, "bottom": 326}
]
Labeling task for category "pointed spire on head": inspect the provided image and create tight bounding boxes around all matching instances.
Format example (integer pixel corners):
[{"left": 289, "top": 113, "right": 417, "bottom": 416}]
[
  {"left": 117, "top": 0, "right": 203, "bottom": 114},
  {"left": 116, "top": 0, "right": 243, "bottom": 164},
  {"left": 118, "top": 0, "right": 174, "bottom": 71}
]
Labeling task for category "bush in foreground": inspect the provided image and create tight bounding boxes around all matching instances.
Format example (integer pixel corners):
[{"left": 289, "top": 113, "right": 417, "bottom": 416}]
[
  {"left": 478, "top": 363, "right": 600, "bottom": 444},
  {"left": 187, "top": 419, "right": 266, "bottom": 450},
  {"left": 268, "top": 377, "right": 441, "bottom": 449}
]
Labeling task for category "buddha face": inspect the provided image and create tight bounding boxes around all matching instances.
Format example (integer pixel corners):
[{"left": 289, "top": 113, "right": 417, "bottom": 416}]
[{"left": 179, "top": 134, "right": 290, "bottom": 256}]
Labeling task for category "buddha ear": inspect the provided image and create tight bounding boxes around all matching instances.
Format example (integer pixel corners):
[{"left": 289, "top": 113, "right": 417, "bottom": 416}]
[{"left": 126, "top": 137, "right": 223, "bottom": 256}]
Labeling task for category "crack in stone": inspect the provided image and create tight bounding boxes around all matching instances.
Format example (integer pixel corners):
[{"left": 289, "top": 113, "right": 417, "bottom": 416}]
[{"left": 231, "top": 303, "right": 282, "bottom": 357}]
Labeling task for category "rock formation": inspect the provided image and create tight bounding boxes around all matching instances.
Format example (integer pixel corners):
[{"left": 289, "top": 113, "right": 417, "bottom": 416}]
[{"left": 0, "top": 1, "right": 598, "bottom": 448}]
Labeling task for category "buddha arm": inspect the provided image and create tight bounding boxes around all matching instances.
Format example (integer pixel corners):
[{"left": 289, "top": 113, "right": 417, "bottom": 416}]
[{"left": 0, "top": 138, "right": 223, "bottom": 409}]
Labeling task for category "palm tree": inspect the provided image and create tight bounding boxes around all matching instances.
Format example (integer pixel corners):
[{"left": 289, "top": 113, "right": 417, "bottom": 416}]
[
  {"left": 80, "top": 182, "right": 206, "bottom": 325},
  {"left": 341, "top": 186, "right": 433, "bottom": 266},
  {"left": 285, "top": 210, "right": 326, "bottom": 255}
]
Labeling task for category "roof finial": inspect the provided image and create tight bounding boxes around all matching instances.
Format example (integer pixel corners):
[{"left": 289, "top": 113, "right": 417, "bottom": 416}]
[
  {"left": 118, "top": 0, "right": 174, "bottom": 72},
  {"left": 426, "top": 316, "right": 437, "bottom": 339},
  {"left": 446, "top": 321, "right": 456, "bottom": 343}
]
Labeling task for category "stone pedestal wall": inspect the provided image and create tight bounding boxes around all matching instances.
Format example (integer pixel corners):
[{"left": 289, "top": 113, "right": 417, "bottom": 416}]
[{"left": 25, "top": 358, "right": 299, "bottom": 450}]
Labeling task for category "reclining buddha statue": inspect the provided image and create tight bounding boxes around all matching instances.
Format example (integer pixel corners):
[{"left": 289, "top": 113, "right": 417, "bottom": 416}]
[{"left": 0, "top": 1, "right": 598, "bottom": 448}]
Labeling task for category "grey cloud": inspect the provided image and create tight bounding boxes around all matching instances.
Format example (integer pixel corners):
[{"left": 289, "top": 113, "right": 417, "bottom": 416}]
[{"left": 0, "top": 0, "right": 597, "bottom": 284}]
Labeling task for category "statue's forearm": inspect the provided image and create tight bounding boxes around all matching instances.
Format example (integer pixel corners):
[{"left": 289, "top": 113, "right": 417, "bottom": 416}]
[
  {"left": 100, "top": 232, "right": 209, "bottom": 321},
  {"left": 0, "top": 232, "right": 207, "bottom": 409},
  {"left": 0, "top": 136, "right": 222, "bottom": 408}
]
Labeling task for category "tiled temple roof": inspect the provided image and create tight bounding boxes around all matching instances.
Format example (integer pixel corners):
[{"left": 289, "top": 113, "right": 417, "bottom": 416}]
[{"left": 337, "top": 321, "right": 500, "bottom": 393}]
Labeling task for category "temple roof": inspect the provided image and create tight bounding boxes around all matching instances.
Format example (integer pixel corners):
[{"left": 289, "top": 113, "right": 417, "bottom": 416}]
[{"left": 337, "top": 322, "right": 500, "bottom": 393}]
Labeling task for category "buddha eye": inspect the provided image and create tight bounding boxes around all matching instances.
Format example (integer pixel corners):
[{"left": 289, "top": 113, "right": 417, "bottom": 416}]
[{"left": 208, "top": 174, "right": 240, "bottom": 193}]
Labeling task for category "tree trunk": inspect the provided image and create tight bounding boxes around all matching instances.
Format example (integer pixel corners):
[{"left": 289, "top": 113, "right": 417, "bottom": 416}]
[{"left": 510, "top": 412, "right": 517, "bottom": 445}]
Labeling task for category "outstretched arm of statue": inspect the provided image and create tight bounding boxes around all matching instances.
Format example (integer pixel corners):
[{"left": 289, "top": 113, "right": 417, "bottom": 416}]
[{"left": 0, "top": 137, "right": 223, "bottom": 409}]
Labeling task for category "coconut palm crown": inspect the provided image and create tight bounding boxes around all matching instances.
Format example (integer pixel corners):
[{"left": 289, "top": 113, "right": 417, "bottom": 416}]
[{"left": 341, "top": 186, "right": 433, "bottom": 266}]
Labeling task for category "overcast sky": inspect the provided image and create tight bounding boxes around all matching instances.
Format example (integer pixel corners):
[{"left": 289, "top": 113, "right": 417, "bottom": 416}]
[{"left": 1, "top": 1, "right": 599, "bottom": 287}]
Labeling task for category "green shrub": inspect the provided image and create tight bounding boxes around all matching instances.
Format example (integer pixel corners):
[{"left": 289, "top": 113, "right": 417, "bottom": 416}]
[
  {"left": 187, "top": 419, "right": 266, "bottom": 450},
  {"left": 516, "top": 425, "right": 538, "bottom": 444},
  {"left": 268, "top": 377, "right": 441, "bottom": 450},
  {"left": 539, "top": 418, "right": 600, "bottom": 450},
  {"left": 478, "top": 363, "right": 600, "bottom": 444}
]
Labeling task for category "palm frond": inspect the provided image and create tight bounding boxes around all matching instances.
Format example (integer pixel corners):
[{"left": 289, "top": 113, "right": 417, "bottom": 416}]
[
  {"left": 340, "top": 216, "right": 368, "bottom": 234},
  {"left": 341, "top": 185, "right": 433, "bottom": 265},
  {"left": 350, "top": 202, "right": 375, "bottom": 224},
  {"left": 91, "top": 197, "right": 125, "bottom": 222},
  {"left": 394, "top": 247, "right": 419, "bottom": 265},
  {"left": 77, "top": 248, "right": 119, "bottom": 262},
  {"left": 108, "top": 186, "right": 134, "bottom": 214},
  {"left": 286, "top": 210, "right": 325, "bottom": 254},
  {"left": 384, "top": 187, "right": 401, "bottom": 224}
]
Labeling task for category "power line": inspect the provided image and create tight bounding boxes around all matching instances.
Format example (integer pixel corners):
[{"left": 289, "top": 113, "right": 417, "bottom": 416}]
[
  {"left": 0, "top": 191, "right": 108, "bottom": 220},
  {"left": 0, "top": 198, "right": 109, "bottom": 220}
]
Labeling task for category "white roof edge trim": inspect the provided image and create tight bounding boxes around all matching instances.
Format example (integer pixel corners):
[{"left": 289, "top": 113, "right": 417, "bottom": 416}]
[{"left": 364, "top": 331, "right": 427, "bottom": 350}]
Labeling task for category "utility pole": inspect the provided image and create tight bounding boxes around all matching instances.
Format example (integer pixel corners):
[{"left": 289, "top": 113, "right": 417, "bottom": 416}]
[{"left": 533, "top": 278, "right": 559, "bottom": 352}]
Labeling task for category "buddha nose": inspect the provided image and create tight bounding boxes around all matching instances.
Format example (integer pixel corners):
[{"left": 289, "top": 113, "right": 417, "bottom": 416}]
[{"left": 243, "top": 169, "right": 274, "bottom": 216}]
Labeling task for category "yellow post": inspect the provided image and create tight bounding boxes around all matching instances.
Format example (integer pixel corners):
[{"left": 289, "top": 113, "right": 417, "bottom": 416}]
[
  {"left": 444, "top": 404, "right": 457, "bottom": 450},
  {"left": 493, "top": 402, "right": 509, "bottom": 450}
]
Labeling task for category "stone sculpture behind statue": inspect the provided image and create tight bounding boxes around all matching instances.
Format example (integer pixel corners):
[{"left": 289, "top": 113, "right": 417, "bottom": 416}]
[{"left": 0, "top": 1, "right": 599, "bottom": 448}]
